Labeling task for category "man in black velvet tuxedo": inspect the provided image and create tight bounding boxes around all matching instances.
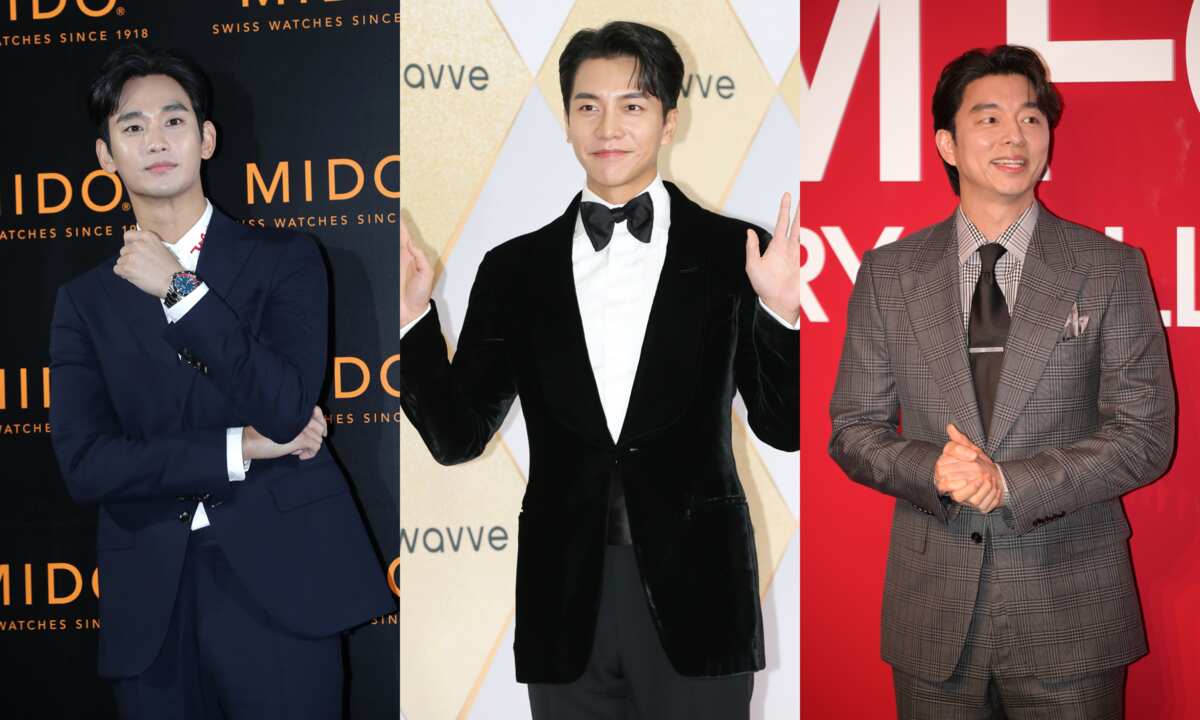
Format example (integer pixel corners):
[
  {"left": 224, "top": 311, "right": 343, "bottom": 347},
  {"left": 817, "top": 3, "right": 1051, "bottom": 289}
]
[{"left": 400, "top": 21, "right": 799, "bottom": 719}]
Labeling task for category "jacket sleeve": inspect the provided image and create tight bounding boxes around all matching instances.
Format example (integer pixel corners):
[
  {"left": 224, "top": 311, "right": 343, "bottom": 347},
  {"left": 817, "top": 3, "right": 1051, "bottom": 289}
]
[
  {"left": 49, "top": 285, "right": 231, "bottom": 506},
  {"left": 735, "top": 229, "right": 800, "bottom": 452},
  {"left": 827, "top": 251, "right": 951, "bottom": 521},
  {"left": 997, "top": 247, "right": 1175, "bottom": 535},
  {"left": 399, "top": 249, "right": 517, "bottom": 465},
  {"left": 162, "top": 234, "right": 328, "bottom": 444}
]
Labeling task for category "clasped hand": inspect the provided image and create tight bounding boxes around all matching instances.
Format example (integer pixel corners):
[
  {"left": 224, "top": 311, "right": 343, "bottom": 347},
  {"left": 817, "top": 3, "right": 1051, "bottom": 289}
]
[
  {"left": 114, "top": 228, "right": 184, "bottom": 298},
  {"left": 933, "top": 423, "right": 1004, "bottom": 513},
  {"left": 243, "top": 407, "right": 328, "bottom": 462}
]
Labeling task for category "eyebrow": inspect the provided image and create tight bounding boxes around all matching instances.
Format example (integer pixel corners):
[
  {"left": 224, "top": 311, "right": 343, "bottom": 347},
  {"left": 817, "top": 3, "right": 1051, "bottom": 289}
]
[
  {"left": 572, "top": 91, "right": 646, "bottom": 101},
  {"left": 114, "top": 102, "right": 190, "bottom": 124},
  {"left": 968, "top": 100, "right": 1041, "bottom": 113}
]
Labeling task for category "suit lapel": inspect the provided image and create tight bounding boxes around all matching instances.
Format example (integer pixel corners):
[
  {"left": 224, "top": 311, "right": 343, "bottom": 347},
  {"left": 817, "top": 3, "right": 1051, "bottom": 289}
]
[
  {"left": 899, "top": 216, "right": 986, "bottom": 445},
  {"left": 984, "top": 211, "right": 1085, "bottom": 454},
  {"left": 196, "top": 208, "right": 256, "bottom": 304},
  {"left": 530, "top": 194, "right": 614, "bottom": 448},
  {"left": 619, "top": 183, "right": 706, "bottom": 445}
]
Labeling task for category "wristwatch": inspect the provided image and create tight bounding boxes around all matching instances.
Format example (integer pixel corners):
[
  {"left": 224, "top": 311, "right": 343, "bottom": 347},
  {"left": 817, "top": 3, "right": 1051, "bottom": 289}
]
[{"left": 164, "top": 270, "right": 201, "bottom": 308}]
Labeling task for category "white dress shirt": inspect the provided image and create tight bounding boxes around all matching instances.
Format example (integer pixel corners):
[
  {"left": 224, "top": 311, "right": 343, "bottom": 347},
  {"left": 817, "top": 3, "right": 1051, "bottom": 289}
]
[
  {"left": 150, "top": 200, "right": 249, "bottom": 530},
  {"left": 400, "top": 177, "right": 799, "bottom": 441}
]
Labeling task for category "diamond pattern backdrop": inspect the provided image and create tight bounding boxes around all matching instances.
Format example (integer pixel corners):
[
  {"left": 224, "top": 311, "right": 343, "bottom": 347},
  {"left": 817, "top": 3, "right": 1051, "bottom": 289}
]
[{"left": 401, "top": 2, "right": 798, "bottom": 717}]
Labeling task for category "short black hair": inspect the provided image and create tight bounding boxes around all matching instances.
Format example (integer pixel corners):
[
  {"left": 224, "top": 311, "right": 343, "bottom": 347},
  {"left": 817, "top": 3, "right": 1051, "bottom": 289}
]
[
  {"left": 558, "top": 21, "right": 685, "bottom": 118},
  {"left": 931, "top": 45, "right": 1062, "bottom": 195},
  {"left": 88, "top": 44, "right": 211, "bottom": 146}
]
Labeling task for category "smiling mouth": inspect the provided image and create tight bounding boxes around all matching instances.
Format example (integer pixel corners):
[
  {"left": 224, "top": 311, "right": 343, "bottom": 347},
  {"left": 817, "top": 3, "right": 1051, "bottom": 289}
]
[{"left": 991, "top": 158, "right": 1027, "bottom": 170}]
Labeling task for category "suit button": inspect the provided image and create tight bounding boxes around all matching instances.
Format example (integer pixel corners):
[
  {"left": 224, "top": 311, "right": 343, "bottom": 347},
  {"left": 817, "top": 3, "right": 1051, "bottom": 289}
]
[
  {"left": 178, "top": 511, "right": 191, "bottom": 524},
  {"left": 970, "top": 532, "right": 983, "bottom": 544}
]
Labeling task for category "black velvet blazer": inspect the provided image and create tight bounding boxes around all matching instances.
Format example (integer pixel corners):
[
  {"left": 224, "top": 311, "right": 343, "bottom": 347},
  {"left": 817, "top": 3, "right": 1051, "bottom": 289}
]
[{"left": 400, "top": 182, "right": 799, "bottom": 682}]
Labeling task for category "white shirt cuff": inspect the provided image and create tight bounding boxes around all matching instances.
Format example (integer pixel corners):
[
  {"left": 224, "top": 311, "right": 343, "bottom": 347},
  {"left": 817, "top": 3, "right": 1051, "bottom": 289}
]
[
  {"left": 164, "top": 282, "right": 209, "bottom": 324},
  {"left": 997, "top": 464, "right": 1008, "bottom": 505},
  {"left": 226, "top": 427, "right": 249, "bottom": 482},
  {"left": 400, "top": 304, "right": 432, "bottom": 339},
  {"left": 758, "top": 297, "right": 800, "bottom": 330}
]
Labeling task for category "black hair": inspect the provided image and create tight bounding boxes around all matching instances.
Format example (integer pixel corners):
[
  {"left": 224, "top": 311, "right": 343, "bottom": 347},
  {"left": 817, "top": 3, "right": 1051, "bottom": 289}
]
[
  {"left": 88, "top": 44, "right": 211, "bottom": 146},
  {"left": 931, "top": 45, "right": 1062, "bottom": 195},
  {"left": 558, "top": 21, "right": 685, "bottom": 118}
]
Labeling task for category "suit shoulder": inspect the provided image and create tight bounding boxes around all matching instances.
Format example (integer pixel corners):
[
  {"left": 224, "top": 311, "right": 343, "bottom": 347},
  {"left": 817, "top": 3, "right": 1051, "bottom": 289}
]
[
  {"left": 1050, "top": 216, "right": 1135, "bottom": 264},
  {"left": 862, "top": 222, "right": 942, "bottom": 268}
]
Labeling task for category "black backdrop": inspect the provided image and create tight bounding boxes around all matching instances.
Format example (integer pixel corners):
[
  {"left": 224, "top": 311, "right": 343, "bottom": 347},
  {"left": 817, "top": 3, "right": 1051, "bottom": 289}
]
[{"left": 0, "top": 1, "right": 399, "bottom": 717}]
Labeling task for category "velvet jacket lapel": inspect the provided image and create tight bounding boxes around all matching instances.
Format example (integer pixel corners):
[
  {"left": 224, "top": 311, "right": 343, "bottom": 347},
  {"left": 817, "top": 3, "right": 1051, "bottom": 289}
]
[{"left": 531, "top": 182, "right": 709, "bottom": 450}]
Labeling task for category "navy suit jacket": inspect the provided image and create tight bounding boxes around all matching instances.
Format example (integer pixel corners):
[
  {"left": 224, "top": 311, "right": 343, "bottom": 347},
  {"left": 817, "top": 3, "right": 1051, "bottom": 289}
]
[{"left": 49, "top": 208, "right": 394, "bottom": 678}]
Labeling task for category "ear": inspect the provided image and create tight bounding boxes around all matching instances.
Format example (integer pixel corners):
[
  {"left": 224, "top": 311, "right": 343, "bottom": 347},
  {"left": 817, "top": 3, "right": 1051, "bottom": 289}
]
[
  {"left": 660, "top": 107, "right": 679, "bottom": 146},
  {"left": 95, "top": 137, "right": 117, "bottom": 173},
  {"left": 200, "top": 120, "right": 217, "bottom": 160},
  {"left": 935, "top": 128, "right": 957, "bottom": 168}
]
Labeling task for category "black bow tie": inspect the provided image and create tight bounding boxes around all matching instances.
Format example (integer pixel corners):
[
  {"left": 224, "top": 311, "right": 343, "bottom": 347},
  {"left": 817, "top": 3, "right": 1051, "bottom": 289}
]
[{"left": 580, "top": 192, "right": 654, "bottom": 251}]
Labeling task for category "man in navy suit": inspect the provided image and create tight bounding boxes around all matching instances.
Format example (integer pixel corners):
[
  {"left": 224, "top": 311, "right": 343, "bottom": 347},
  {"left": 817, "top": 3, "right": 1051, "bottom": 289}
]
[{"left": 49, "top": 45, "right": 393, "bottom": 718}]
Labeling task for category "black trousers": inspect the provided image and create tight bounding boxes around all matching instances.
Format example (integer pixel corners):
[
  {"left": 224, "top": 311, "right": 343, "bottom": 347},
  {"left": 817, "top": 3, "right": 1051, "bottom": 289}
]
[
  {"left": 527, "top": 545, "right": 754, "bottom": 719},
  {"left": 111, "top": 527, "right": 342, "bottom": 719}
]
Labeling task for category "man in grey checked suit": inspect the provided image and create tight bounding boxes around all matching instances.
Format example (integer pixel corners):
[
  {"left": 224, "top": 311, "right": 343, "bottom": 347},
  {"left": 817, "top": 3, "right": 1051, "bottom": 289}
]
[{"left": 829, "top": 45, "right": 1174, "bottom": 718}]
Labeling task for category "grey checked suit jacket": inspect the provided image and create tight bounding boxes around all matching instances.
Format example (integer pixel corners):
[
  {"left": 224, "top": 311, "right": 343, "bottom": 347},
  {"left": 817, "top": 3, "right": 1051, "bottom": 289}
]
[{"left": 829, "top": 208, "right": 1175, "bottom": 681}]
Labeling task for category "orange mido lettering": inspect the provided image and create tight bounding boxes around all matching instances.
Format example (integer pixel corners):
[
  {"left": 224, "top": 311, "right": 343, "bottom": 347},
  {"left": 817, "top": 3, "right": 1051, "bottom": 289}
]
[
  {"left": 7, "top": 0, "right": 117, "bottom": 20},
  {"left": 334, "top": 357, "right": 369, "bottom": 399},
  {"left": 9, "top": 170, "right": 122, "bottom": 215},
  {"left": 244, "top": 155, "right": 399, "bottom": 204},
  {"left": 0, "top": 367, "right": 51, "bottom": 410},
  {"left": 47, "top": 563, "right": 82, "bottom": 605},
  {"left": 387, "top": 556, "right": 399, "bottom": 596},
  {"left": 0, "top": 564, "right": 101, "bottom": 606},
  {"left": 333, "top": 354, "right": 400, "bottom": 399}
]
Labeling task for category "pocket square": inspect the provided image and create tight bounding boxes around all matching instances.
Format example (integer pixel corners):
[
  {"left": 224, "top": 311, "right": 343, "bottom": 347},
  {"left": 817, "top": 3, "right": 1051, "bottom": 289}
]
[{"left": 1061, "top": 303, "right": 1089, "bottom": 340}]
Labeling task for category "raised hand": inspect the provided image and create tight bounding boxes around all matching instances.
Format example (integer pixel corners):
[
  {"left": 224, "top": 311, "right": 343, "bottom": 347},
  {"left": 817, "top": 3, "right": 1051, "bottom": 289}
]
[
  {"left": 745, "top": 192, "right": 802, "bottom": 326},
  {"left": 114, "top": 228, "right": 184, "bottom": 298},
  {"left": 401, "top": 216, "right": 435, "bottom": 328}
]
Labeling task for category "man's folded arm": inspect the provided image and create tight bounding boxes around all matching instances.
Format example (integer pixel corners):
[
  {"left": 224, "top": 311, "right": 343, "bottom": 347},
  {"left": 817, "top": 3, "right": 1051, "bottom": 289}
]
[
  {"left": 400, "top": 250, "right": 517, "bottom": 466},
  {"left": 997, "top": 248, "right": 1175, "bottom": 534},
  {"left": 828, "top": 252, "right": 951, "bottom": 522},
  {"left": 163, "top": 235, "right": 327, "bottom": 444},
  {"left": 50, "top": 286, "right": 232, "bottom": 506}
]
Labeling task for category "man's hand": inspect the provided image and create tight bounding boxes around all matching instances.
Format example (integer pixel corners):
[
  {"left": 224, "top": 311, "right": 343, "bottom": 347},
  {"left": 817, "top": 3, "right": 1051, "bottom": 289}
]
[
  {"left": 934, "top": 423, "right": 1005, "bottom": 513},
  {"left": 401, "top": 216, "right": 434, "bottom": 328},
  {"left": 242, "top": 407, "right": 328, "bottom": 462},
  {"left": 114, "top": 229, "right": 184, "bottom": 298},
  {"left": 746, "top": 192, "right": 801, "bottom": 326}
]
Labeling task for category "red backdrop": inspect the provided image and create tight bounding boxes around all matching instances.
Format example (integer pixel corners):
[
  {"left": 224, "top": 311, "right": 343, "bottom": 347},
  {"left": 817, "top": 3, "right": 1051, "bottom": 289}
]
[{"left": 800, "top": 1, "right": 1200, "bottom": 717}]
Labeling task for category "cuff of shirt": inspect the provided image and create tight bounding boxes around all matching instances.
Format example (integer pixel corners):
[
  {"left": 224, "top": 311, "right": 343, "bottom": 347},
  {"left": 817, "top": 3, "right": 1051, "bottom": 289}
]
[
  {"left": 758, "top": 298, "right": 800, "bottom": 330},
  {"left": 400, "top": 304, "right": 432, "bottom": 339},
  {"left": 163, "top": 282, "right": 210, "bottom": 324},
  {"left": 997, "top": 463, "right": 1009, "bottom": 505},
  {"left": 226, "top": 427, "right": 250, "bottom": 482}
]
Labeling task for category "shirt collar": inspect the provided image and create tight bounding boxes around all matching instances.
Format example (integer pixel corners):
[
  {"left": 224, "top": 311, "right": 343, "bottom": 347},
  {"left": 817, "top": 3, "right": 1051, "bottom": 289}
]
[
  {"left": 140, "top": 200, "right": 213, "bottom": 270},
  {"left": 579, "top": 175, "right": 671, "bottom": 234},
  {"left": 956, "top": 201, "right": 1038, "bottom": 266}
]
